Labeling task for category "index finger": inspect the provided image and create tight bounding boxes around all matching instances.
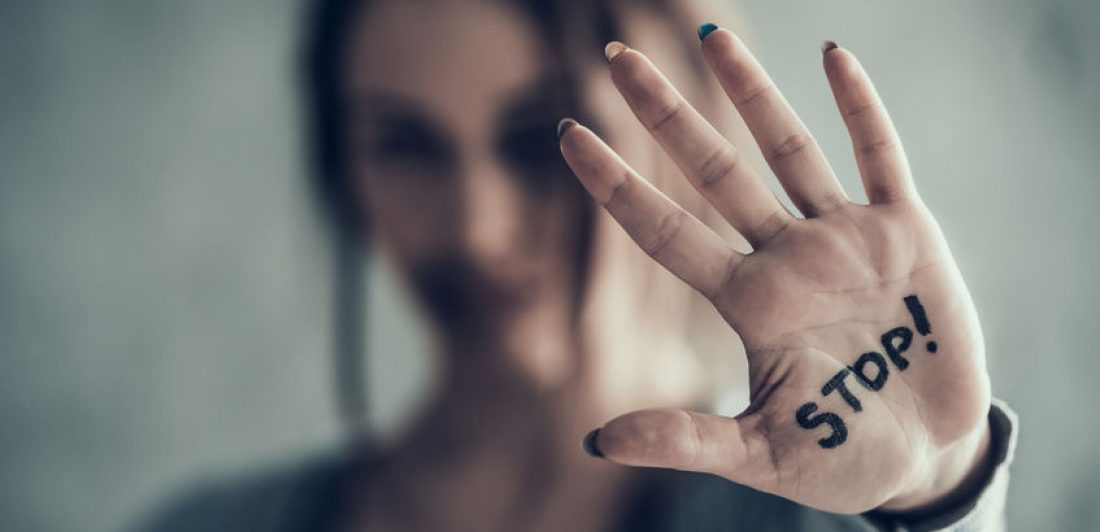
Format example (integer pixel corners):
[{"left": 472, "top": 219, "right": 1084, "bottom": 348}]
[
  {"left": 605, "top": 42, "right": 792, "bottom": 249},
  {"left": 559, "top": 119, "right": 743, "bottom": 300}
]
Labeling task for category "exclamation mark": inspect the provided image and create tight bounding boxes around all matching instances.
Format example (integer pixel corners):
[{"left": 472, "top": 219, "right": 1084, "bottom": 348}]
[{"left": 903, "top": 295, "right": 937, "bottom": 353}]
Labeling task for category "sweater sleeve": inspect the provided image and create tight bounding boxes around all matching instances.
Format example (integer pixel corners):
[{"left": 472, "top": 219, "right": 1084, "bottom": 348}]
[{"left": 859, "top": 398, "right": 1018, "bottom": 532}]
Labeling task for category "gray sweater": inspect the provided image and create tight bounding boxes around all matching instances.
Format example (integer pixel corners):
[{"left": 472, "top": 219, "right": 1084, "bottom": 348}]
[{"left": 133, "top": 401, "right": 1016, "bottom": 532}]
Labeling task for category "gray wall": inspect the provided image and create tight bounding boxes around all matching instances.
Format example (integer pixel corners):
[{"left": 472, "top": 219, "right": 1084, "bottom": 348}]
[{"left": 0, "top": 1, "right": 1097, "bottom": 531}]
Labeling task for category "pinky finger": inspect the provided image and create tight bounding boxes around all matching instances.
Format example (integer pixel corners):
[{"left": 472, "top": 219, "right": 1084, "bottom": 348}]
[
  {"left": 559, "top": 119, "right": 741, "bottom": 300},
  {"left": 824, "top": 44, "right": 915, "bottom": 204}
]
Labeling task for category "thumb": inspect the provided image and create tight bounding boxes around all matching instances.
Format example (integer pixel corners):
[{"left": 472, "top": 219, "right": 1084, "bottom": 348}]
[{"left": 583, "top": 408, "right": 776, "bottom": 489}]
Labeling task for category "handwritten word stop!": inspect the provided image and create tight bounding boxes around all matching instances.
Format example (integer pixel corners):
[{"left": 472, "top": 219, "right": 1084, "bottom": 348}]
[{"left": 794, "top": 295, "right": 936, "bottom": 449}]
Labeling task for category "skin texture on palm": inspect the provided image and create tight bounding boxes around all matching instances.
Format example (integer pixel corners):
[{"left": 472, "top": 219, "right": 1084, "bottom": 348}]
[{"left": 559, "top": 28, "right": 992, "bottom": 515}]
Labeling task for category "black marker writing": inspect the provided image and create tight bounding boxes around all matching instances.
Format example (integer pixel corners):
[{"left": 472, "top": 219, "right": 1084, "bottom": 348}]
[
  {"left": 821, "top": 368, "right": 862, "bottom": 412},
  {"left": 850, "top": 352, "right": 889, "bottom": 391},
  {"left": 881, "top": 326, "right": 913, "bottom": 370},
  {"left": 904, "top": 295, "right": 931, "bottom": 334},
  {"left": 904, "top": 294, "right": 937, "bottom": 353},
  {"left": 793, "top": 295, "right": 938, "bottom": 449},
  {"left": 796, "top": 402, "right": 847, "bottom": 449}
]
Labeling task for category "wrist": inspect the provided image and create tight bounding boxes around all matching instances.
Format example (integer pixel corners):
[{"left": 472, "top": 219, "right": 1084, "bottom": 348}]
[{"left": 877, "top": 417, "right": 994, "bottom": 516}]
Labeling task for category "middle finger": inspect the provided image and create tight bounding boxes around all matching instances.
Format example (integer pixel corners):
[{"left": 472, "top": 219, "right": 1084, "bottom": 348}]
[{"left": 701, "top": 28, "right": 849, "bottom": 217}]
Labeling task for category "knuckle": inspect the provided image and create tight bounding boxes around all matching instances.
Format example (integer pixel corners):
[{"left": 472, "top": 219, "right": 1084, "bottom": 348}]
[
  {"left": 842, "top": 100, "right": 883, "bottom": 119},
  {"left": 749, "top": 209, "right": 791, "bottom": 248},
  {"left": 696, "top": 144, "right": 741, "bottom": 189},
  {"left": 766, "top": 132, "right": 814, "bottom": 164},
  {"left": 643, "top": 209, "right": 687, "bottom": 257},
  {"left": 602, "top": 169, "right": 634, "bottom": 207},
  {"left": 806, "top": 190, "right": 849, "bottom": 217},
  {"left": 645, "top": 98, "right": 684, "bottom": 133},
  {"left": 659, "top": 409, "right": 705, "bottom": 470},
  {"left": 869, "top": 177, "right": 910, "bottom": 203},
  {"left": 684, "top": 411, "right": 705, "bottom": 469},
  {"left": 735, "top": 82, "right": 775, "bottom": 107},
  {"left": 858, "top": 137, "right": 901, "bottom": 157},
  {"left": 708, "top": 251, "right": 744, "bottom": 302}
]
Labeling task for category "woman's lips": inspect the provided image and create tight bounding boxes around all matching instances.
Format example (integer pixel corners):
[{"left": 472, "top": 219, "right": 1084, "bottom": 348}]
[{"left": 409, "top": 257, "right": 546, "bottom": 325}]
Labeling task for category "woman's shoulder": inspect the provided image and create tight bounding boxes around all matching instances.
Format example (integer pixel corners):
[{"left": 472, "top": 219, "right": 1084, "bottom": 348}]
[{"left": 128, "top": 450, "right": 353, "bottom": 532}]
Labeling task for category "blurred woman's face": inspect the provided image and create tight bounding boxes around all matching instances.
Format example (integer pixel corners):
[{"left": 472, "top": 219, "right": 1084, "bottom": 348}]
[{"left": 342, "top": 0, "right": 587, "bottom": 372}]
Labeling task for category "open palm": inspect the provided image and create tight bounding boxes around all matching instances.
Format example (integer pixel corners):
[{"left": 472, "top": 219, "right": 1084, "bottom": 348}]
[{"left": 560, "top": 30, "right": 991, "bottom": 514}]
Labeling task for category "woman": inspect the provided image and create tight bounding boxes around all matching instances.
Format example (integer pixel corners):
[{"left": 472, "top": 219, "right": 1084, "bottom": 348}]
[{"left": 140, "top": 0, "right": 1015, "bottom": 530}]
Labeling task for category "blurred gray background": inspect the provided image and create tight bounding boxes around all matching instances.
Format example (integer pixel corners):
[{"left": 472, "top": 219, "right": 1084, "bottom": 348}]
[{"left": 1, "top": 1, "right": 1098, "bottom": 531}]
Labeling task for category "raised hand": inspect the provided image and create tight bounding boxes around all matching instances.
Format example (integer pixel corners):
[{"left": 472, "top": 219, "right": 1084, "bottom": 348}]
[{"left": 559, "top": 28, "right": 992, "bottom": 515}]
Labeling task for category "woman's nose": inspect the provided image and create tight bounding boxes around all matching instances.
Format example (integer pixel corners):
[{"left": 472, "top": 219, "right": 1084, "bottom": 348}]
[{"left": 455, "top": 160, "right": 522, "bottom": 263}]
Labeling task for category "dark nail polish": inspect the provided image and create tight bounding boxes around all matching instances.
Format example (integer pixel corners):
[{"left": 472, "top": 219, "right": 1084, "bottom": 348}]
[
  {"left": 821, "top": 40, "right": 838, "bottom": 54},
  {"left": 697, "top": 22, "right": 718, "bottom": 41},
  {"left": 582, "top": 428, "right": 604, "bottom": 458},
  {"left": 557, "top": 118, "right": 577, "bottom": 140}
]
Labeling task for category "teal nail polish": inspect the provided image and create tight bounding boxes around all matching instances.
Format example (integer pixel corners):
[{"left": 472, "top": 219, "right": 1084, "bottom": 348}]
[{"left": 697, "top": 22, "right": 718, "bottom": 41}]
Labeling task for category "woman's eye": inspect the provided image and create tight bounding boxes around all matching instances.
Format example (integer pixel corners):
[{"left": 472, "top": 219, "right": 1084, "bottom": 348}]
[
  {"left": 498, "top": 123, "right": 568, "bottom": 177},
  {"left": 355, "top": 126, "right": 451, "bottom": 171},
  {"left": 363, "top": 133, "right": 434, "bottom": 159}
]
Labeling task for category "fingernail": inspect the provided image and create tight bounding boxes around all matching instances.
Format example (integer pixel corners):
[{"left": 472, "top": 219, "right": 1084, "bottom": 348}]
[
  {"left": 697, "top": 22, "right": 718, "bottom": 41},
  {"left": 581, "top": 428, "right": 605, "bottom": 458},
  {"left": 556, "top": 118, "right": 577, "bottom": 139},
  {"left": 604, "top": 41, "right": 627, "bottom": 63},
  {"left": 821, "top": 40, "right": 838, "bottom": 55}
]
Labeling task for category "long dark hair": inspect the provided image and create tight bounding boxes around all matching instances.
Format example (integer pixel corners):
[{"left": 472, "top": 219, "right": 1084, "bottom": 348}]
[{"left": 299, "top": 0, "right": 708, "bottom": 439}]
